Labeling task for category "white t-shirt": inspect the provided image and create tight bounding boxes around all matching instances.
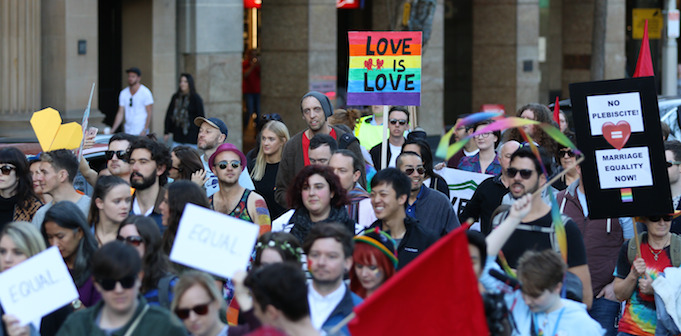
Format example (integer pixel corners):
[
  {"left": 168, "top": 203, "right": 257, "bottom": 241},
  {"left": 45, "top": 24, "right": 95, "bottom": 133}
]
[
  {"left": 388, "top": 143, "right": 401, "bottom": 168},
  {"left": 119, "top": 85, "right": 154, "bottom": 135}
]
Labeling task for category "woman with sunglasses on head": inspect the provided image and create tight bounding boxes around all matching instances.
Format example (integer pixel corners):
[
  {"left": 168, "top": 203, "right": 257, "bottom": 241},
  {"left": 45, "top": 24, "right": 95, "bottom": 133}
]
[
  {"left": 159, "top": 180, "right": 211, "bottom": 255},
  {"left": 87, "top": 176, "right": 132, "bottom": 247},
  {"left": 0, "top": 148, "right": 43, "bottom": 228},
  {"left": 504, "top": 103, "right": 559, "bottom": 157},
  {"left": 164, "top": 73, "right": 204, "bottom": 147},
  {"left": 349, "top": 228, "right": 398, "bottom": 298},
  {"left": 282, "top": 165, "right": 354, "bottom": 243},
  {"left": 613, "top": 214, "right": 680, "bottom": 336},
  {"left": 117, "top": 215, "right": 178, "bottom": 310},
  {"left": 56, "top": 241, "right": 186, "bottom": 335},
  {"left": 248, "top": 121, "right": 290, "bottom": 219},
  {"left": 402, "top": 138, "right": 450, "bottom": 198},
  {"left": 458, "top": 120, "right": 503, "bottom": 176},
  {"left": 0, "top": 222, "right": 73, "bottom": 336},
  {"left": 41, "top": 201, "right": 101, "bottom": 308},
  {"left": 169, "top": 145, "right": 208, "bottom": 188}
]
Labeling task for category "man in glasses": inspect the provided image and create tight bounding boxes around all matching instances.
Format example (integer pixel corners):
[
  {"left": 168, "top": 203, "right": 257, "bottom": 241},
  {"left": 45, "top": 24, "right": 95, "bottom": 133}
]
[
  {"left": 275, "top": 91, "right": 365, "bottom": 208},
  {"left": 79, "top": 133, "right": 137, "bottom": 187},
  {"left": 128, "top": 137, "right": 170, "bottom": 232},
  {"left": 58, "top": 241, "right": 186, "bottom": 335},
  {"left": 194, "top": 116, "right": 255, "bottom": 198},
  {"left": 459, "top": 140, "right": 520, "bottom": 235},
  {"left": 31, "top": 149, "right": 92, "bottom": 228},
  {"left": 665, "top": 140, "right": 681, "bottom": 234},
  {"left": 369, "top": 168, "right": 437, "bottom": 269},
  {"left": 499, "top": 147, "right": 592, "bottom": 308},
  {"left": 395, "top": 152, "right": 460, "bottom": 238},
  {"left": 369, "top": 106, "right": 409, "bottom": 169},
  {"left": 208, "top": 143, "right": 271, "bottom": 234},
  {"left": 111, "top": 67, "right": 154, "bottom": 136}
]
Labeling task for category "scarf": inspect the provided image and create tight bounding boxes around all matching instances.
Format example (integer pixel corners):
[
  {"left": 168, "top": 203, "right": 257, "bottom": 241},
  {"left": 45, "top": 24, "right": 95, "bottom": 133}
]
[{"left": 289, "top": 206, "right": 354, "bottom": 242}]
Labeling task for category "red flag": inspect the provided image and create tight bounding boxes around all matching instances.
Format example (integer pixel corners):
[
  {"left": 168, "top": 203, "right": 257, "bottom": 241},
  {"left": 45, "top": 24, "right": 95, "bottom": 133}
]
[
  {"left": 634, "top": 20, "right": 654, "bottom": 77},
  {"left": 347, "top": 227, "right": 489, "bottom": 335},
  {"left": 553, "top": 96, "right": 560, "bottom": 125}
]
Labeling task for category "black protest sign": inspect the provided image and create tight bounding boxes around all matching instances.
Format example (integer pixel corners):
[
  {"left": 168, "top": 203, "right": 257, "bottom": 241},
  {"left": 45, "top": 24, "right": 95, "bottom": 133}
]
[{"left": 570, "top": 77, "right": 672, "bottom": 219}]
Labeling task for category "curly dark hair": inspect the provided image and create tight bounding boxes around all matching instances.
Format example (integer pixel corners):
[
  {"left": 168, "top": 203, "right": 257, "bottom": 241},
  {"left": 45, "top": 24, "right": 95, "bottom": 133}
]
[
  {"left": 503, "top": 103, "right": 558, "bottom": 155},
  {"left": 0, "top": 147, "right": 37, "bottom": 208},
  {"left": 286, "top": 165, "right": 348, "bottom": 210},
  {"left": 129, "top": 137, "right": 171, "bottom": 186}
]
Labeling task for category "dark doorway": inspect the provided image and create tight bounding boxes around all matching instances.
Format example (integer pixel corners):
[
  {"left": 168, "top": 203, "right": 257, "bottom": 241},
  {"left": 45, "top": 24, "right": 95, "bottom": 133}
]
[
  {"left": 98, "top": 0, "right": 123, "bottom": 126},
  {"left": 444, "top": 0, "right": 472, "bottom": 126}
]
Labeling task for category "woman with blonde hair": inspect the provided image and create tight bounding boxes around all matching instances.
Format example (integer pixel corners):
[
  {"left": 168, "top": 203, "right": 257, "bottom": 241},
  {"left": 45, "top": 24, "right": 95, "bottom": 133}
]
[{"left": 248, "top": 121, "right": 290, "bottom": 218}]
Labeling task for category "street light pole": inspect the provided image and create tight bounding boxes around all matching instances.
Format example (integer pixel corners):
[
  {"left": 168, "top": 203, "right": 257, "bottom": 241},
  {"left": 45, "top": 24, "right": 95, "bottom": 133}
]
[{"left": 662, "top": 0, "right": 678, "bottom": 96}]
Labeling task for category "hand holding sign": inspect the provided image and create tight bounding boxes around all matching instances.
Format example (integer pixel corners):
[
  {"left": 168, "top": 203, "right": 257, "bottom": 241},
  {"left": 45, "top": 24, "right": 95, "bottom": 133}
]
[
  {"left": 0, "top": 247, "right": 78, "bottom": 326},
  {"left": 602, "top": 121, "right": 632, "bottom": 150}
]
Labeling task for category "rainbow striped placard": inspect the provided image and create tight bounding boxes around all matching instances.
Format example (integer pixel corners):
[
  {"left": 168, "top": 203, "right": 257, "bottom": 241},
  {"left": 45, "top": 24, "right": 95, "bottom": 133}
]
[
  {"left": 346, "top": 31, "right": 422, "bottom": 106},
  {"left": 621, "top": 188, "right": 633, "bottom": 202}
]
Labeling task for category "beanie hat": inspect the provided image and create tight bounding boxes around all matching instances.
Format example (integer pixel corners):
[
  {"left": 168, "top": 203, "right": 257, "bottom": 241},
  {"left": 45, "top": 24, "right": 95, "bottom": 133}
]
[
  {"left": 354, "top": 227, "right": 398, "bottom": 268},
  {"left": 301, "top": 91, "right": 334, "bottom": 118}
]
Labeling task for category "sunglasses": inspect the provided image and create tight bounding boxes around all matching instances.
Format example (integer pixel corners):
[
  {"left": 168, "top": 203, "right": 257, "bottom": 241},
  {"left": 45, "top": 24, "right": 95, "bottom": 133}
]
[
  {"left": 129, "top": 97, "right": 133, "bottom": 107},
  {"left": 667, "top": 161, "right": 681, "bottom": 168},
  {"left": 216, "top": 160, "right": 240, "bottom": 170},
  {"left": 648, "top": 215, "right": 673, "bottom": 222},
  {"left": 175, "top": 302, "right": 212, "bottom": 320},
  {"left": 105, "top": 150, "right": 128, "bottom": 161},
  {"left": 97, "top": 274, "right": 137, "bottom": 291},
  {"left": 0, "top": 165, "right": 15, "bottom": 176},
  {"left": 403, "top": 166, "right": 425, "bottom": 175},
  {"left": 389, "top": 119, "right": 407, "bottom": 126},
  {"left": 117, "top": 235, "right": 144, "bottom": 247},
  {"left": 506, "top": 167, "right": 534, "bottom": 179},
  {"left": 559, "top": 149, "right": 576, "bottom": 157}
]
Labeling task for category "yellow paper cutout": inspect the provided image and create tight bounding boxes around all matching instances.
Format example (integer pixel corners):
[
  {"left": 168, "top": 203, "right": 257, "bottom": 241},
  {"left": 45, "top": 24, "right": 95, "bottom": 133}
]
[{"left": 30, "top": 108, "right": 83, "bottom": 151}]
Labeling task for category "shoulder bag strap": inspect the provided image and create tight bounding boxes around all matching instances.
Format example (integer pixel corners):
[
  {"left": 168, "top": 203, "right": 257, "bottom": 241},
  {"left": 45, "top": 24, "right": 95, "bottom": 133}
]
[{"left": 123, "top": 304, "right": 150, "bottom": 336}]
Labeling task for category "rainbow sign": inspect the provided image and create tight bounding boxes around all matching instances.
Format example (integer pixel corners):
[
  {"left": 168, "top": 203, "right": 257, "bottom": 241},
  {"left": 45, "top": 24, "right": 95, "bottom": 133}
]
[{"left": 346, "top": 31, "right": 422, "bottom": 106}]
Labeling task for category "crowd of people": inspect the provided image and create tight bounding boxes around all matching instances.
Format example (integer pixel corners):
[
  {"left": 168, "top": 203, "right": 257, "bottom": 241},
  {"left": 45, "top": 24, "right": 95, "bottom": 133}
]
[{"left": 0, "top": 67, "right": 678, "bottom": 335}]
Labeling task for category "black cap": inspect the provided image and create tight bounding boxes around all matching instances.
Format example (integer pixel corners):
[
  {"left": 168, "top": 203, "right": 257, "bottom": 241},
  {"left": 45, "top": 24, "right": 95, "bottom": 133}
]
[{"left": 125, "top": 67, "right": 141, "bottom": 76}]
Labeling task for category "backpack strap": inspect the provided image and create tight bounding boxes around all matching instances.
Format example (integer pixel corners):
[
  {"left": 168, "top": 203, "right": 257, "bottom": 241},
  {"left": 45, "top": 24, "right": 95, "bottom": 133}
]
[
  {"left": 628, "top": 232, "right": 647, "bottom": 265},
  {"left": 158, "top": 274, "right": 177, "bottom": 309},
  {"left": 670, "top": 233, "right": 681, "bottom": 267}
]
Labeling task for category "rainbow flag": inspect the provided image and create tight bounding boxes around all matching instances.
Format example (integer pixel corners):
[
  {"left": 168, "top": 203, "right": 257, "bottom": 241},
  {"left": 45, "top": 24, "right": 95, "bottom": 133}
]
[
  {"left": 347, "top": 31, "right": 422, "bottom": 106},
  {"left": 621, "top": 188, "right": 633, "bottom": 202}
]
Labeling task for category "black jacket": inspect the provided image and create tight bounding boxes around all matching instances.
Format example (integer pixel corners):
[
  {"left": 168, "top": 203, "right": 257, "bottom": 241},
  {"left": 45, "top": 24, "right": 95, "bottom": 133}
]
[
  {"left": 163, "top": 92, "right": 204, "bottom": 144},
  {"left": 459, "top": 174, "right": 508, "bottom": 236},
  {"left": 370, "top": 216, "right": 438, "bottom": 270}
]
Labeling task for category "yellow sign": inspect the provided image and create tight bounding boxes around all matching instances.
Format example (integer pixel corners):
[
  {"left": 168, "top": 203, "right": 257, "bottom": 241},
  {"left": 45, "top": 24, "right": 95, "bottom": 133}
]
[
  {"left": 633, "top": 8, "right": 663, "bottom": 39},
  {"left": 30, "top": 108, "right": 83, "bottom": 151}
]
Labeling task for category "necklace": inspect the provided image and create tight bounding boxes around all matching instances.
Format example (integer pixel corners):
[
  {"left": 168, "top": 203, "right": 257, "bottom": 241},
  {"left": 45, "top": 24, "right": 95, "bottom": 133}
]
[{"left": 648, "top": 235, "right": 671, "bottom": 261}]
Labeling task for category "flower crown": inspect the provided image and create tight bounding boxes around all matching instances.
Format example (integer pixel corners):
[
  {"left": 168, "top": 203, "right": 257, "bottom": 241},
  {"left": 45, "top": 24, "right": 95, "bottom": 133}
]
[{"left": 255, "top": 239, "right": 304, "bottom": 261}]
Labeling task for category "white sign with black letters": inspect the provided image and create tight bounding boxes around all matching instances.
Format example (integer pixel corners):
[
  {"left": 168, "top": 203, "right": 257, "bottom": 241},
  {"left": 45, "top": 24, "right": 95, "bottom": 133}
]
[
  {"left": 587, "top": 92, "right": 644, "bottom": 136},
  {"left": 595, "top": 147, "right": 653, "bottom": 189},
  {"left": 170, "top": 204, "right": 259, "bottom": 279}
]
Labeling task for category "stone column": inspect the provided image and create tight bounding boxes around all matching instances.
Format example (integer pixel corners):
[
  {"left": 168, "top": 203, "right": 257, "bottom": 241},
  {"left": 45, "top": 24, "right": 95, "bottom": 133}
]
[
  {"left": 179, "top": 0, "right": 244, "bottom": 149},
  {"left": 516, "top": 0, "right": 540, "bottom": 109},
  {"left": 41, "top": 0, "right": 99, "bottom": 124},
  {"left": 261, "top": 0, "right": 337, "bottom": 134},
  {"left": 0, "top": 0, "right": 41, "bottom": 136},
  {"left": 604, "top": 0, "right": 625, "bottom": 80},
  {"left": 419, "top": 0, "right": 445, "bottom": 135},
  {"left": 151, "top": 0, "right": 176, "bottom": 135}
]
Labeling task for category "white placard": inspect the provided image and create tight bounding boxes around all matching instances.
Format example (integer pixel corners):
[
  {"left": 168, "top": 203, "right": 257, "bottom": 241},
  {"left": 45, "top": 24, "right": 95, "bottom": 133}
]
[
  {"left": 437, "top": 167, "right": 493, "bottom": 230},
  {"left": 170, "top": 204, "right": 259, "bottom": 279},
  {"left": 587, "top": 92, "right": 644, "bottom": 136},
  {"left": 0, "top": 247, "right": 78, "bottom": 325},
  {"left": 595, "top": 147, "right": 653, "bottom": 189}
]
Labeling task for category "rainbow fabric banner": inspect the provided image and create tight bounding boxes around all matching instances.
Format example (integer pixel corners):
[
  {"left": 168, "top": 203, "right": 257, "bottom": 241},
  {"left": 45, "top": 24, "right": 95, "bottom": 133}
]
[{"left": 346, "top": 31, "right": 422, "bottom": 106}]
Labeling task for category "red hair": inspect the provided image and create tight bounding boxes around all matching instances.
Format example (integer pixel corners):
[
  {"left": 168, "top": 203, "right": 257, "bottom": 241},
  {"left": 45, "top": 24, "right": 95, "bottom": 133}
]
[{"left": 349, "top": 243, "right": 396, "bottom": 298}]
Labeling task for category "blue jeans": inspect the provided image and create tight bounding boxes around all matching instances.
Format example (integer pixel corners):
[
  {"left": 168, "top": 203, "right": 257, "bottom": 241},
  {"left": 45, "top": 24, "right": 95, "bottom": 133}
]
[
  {"left": 589, "top": 297, "right": 621, "bottom": 336},
  {"left": 244, "top": 93, "right": 260, "bottom": 119}
]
